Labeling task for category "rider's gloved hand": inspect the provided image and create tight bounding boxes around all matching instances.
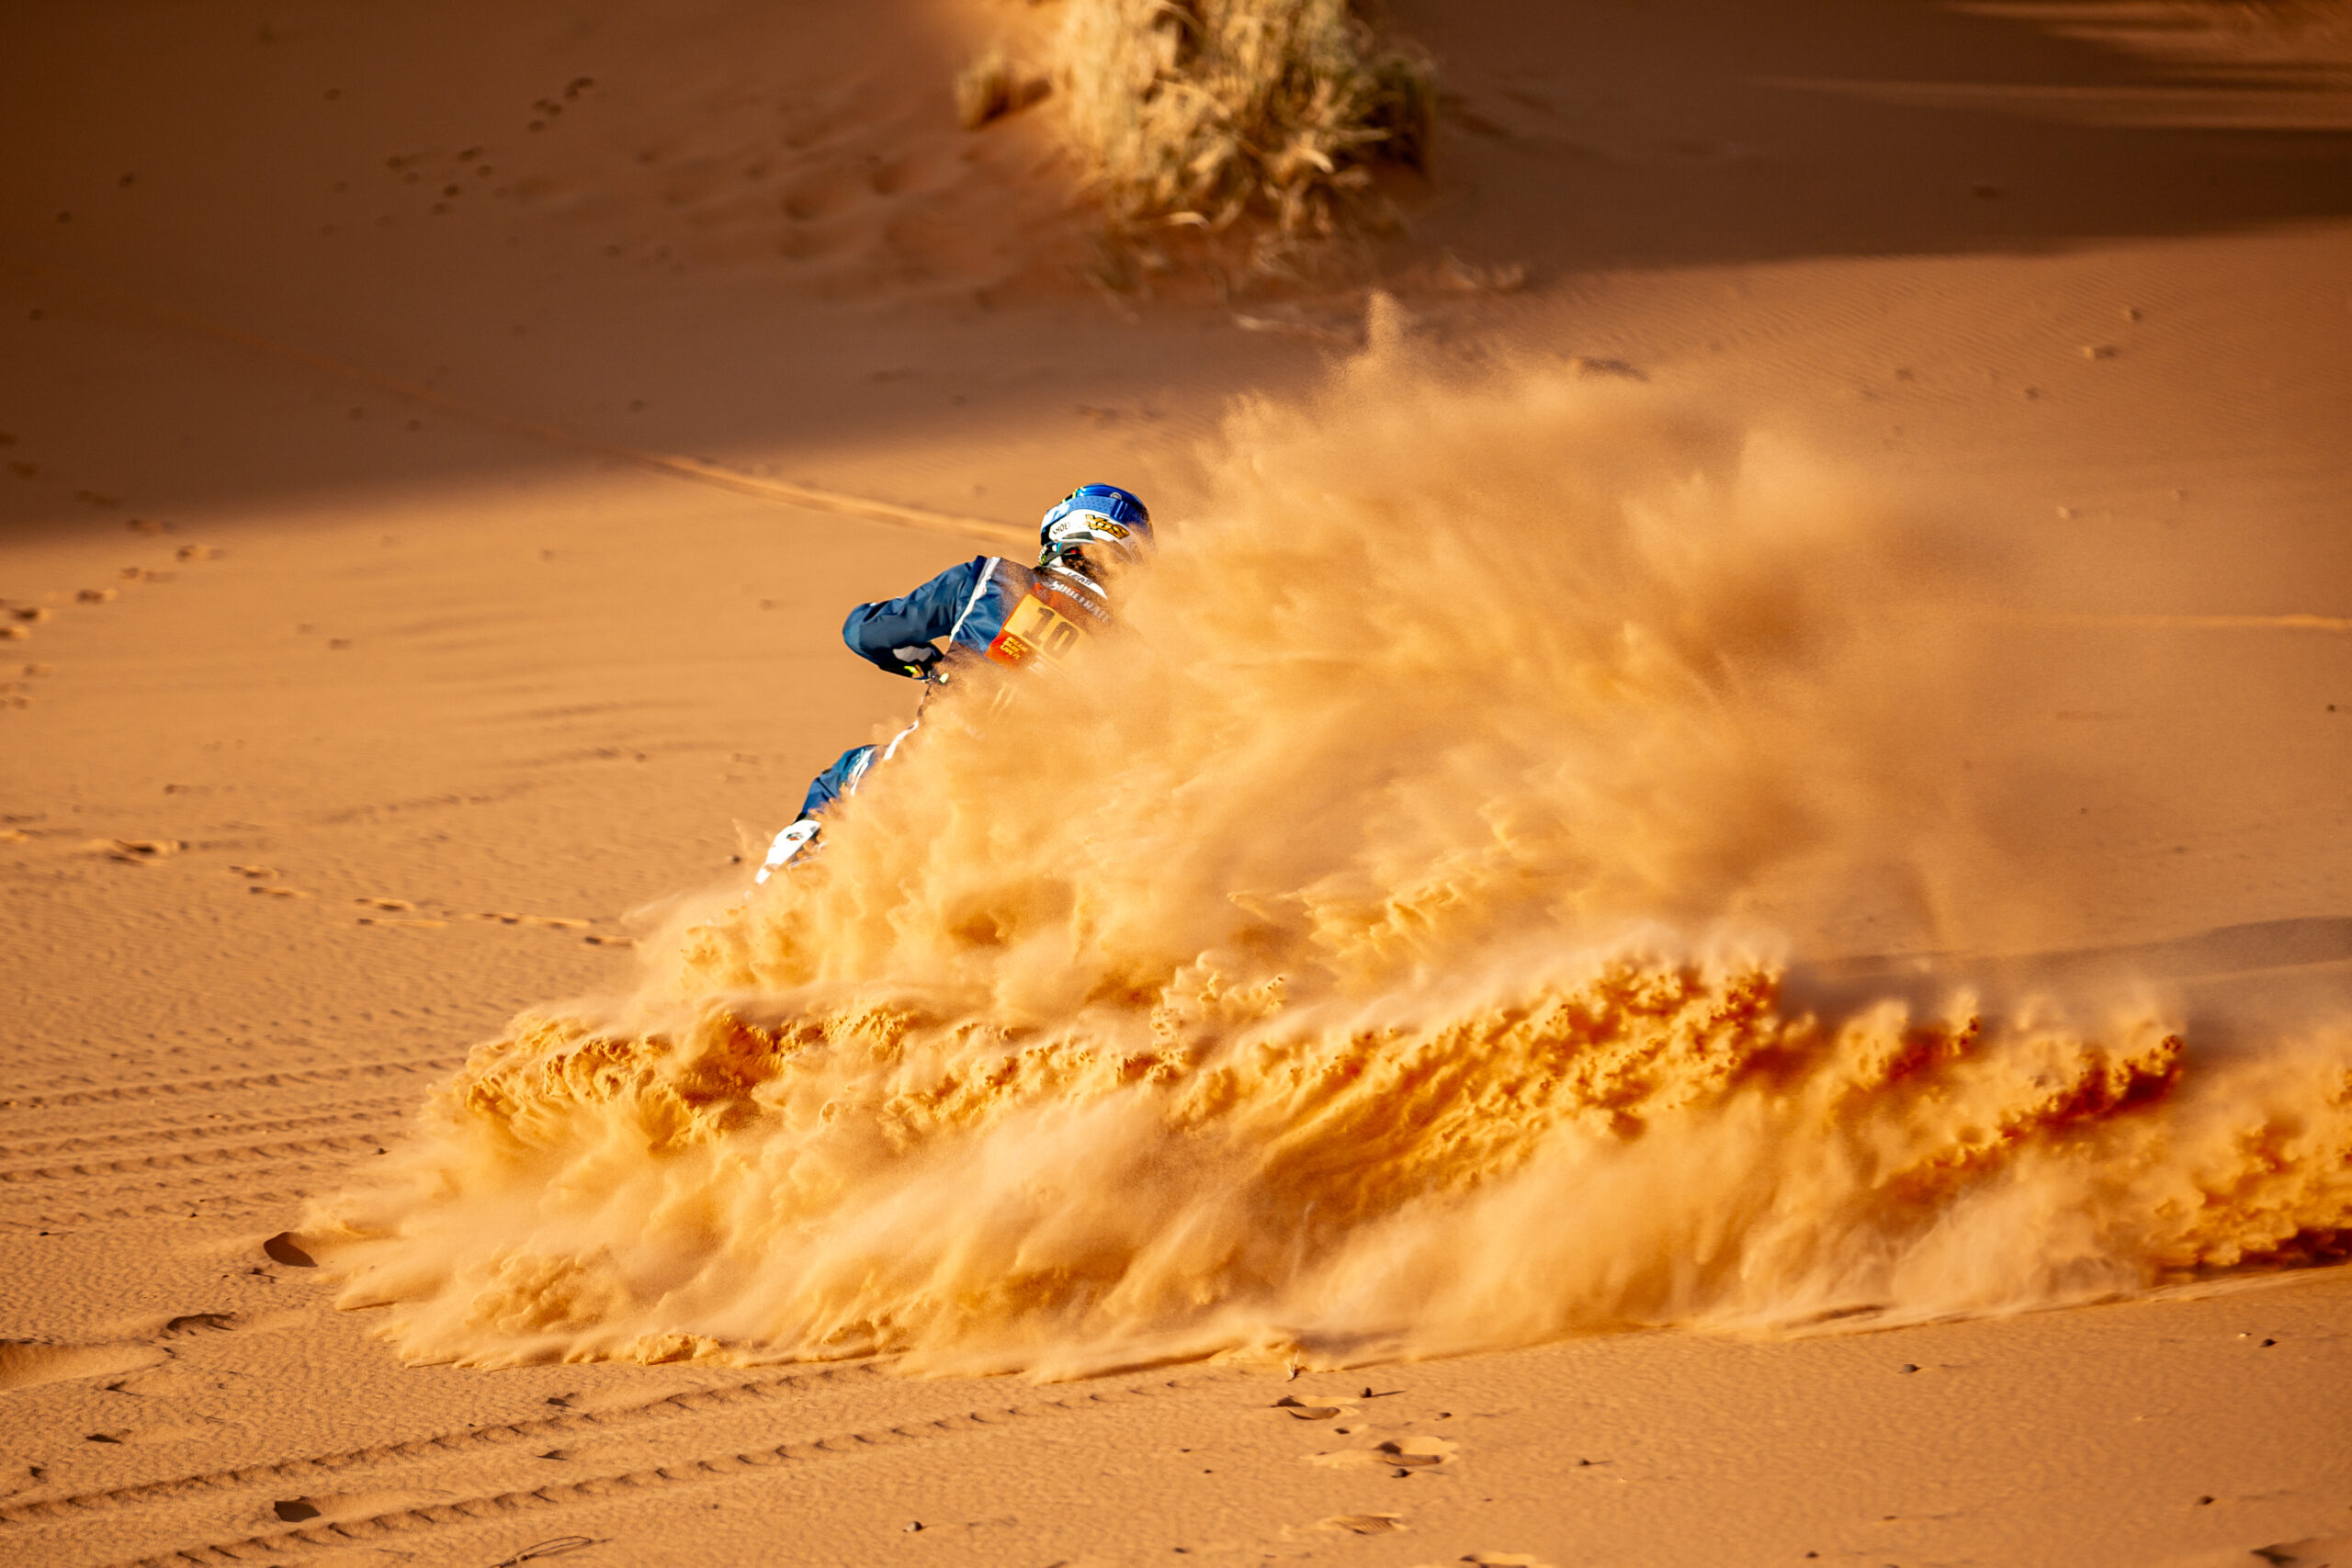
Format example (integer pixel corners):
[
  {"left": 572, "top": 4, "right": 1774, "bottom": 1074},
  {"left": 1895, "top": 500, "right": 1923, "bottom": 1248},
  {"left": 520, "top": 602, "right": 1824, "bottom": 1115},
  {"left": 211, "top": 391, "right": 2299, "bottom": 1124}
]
[{"left": 889, "top": 642, "right": 944, "bottom": 680}]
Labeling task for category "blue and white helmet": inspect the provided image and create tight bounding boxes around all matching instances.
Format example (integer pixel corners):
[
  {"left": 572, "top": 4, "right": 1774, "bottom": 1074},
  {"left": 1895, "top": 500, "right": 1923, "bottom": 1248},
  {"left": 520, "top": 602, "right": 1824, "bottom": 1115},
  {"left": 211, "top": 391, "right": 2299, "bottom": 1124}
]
[{"left": 1037, "top": 483, "right": 1153, "bottom": 570}]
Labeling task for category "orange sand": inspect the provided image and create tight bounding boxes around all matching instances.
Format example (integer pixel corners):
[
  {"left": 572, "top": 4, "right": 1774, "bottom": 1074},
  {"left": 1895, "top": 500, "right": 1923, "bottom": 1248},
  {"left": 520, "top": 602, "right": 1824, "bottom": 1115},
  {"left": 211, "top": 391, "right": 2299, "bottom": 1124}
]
[{"left": 3, "top": 3, "right": 2348, "bottom": 1565}]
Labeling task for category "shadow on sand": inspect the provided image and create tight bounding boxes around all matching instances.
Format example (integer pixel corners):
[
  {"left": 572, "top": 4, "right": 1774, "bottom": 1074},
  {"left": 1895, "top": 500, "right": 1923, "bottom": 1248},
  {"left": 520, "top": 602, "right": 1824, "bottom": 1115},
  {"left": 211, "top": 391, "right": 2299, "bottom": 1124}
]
[
  {"left": 1790, "top": 916, "right": 2352, "bottom": 1024},
  {"left": 1408, "top": 0, "right": 2352, "bottom": 272},
  {"left": 1, "top": 0, "right": 2346, "bottom": 532}
]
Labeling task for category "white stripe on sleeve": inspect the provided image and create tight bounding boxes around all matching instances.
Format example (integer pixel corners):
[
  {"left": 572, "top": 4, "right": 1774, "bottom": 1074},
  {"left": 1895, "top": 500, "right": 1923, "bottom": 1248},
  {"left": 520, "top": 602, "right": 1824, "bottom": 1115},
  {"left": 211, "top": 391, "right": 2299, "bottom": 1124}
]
[{"left": 943, "top": 557, "right": 1003, "bottom": 648}]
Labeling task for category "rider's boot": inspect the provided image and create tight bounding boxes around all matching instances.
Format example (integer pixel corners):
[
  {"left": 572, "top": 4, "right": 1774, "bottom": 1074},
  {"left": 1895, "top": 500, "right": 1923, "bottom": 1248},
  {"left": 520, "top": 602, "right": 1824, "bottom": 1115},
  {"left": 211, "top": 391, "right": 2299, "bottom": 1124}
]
[{"left": 753, "top": 818, "right": 821, "bottom": 886}]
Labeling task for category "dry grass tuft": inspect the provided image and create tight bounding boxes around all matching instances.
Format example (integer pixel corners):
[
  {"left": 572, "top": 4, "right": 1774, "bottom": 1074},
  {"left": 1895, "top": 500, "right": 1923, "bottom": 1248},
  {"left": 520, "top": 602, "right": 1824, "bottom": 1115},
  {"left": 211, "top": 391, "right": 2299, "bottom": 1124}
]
[{"left": 1051, "top": 0, "right": 1434, "bottom": 242}]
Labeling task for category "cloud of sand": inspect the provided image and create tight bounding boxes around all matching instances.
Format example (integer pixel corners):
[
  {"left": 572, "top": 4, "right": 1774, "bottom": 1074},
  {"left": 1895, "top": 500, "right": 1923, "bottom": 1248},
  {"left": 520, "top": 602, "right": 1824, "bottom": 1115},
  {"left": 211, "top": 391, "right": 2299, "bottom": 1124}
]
[{"left": 312, "top": 308, "right": 2352, "bottom": 1376}]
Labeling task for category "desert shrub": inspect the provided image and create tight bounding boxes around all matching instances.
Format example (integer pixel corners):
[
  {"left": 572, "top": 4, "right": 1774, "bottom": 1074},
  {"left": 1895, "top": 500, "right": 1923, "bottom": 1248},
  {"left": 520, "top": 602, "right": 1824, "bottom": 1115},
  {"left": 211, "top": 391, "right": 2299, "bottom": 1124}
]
[{"left": 1052, "top": 0, "right": 1433, "bottom": 239}]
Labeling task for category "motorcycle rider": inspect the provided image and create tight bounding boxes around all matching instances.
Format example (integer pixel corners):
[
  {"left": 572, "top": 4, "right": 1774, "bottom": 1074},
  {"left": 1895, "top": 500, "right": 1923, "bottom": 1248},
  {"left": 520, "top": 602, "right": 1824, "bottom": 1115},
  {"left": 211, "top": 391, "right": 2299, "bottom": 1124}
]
[{"left": 753, "top": 482, "right": 1153, "bottom": 884}]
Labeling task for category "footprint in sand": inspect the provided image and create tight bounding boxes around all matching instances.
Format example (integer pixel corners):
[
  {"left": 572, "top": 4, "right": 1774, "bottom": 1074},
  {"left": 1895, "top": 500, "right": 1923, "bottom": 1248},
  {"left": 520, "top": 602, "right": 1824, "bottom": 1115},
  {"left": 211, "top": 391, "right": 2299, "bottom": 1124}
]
[
  {"left": 354, "top": 897, "right": 446, "bottom": 928},
  {"left": 780, "top": 169, "right": 858, "bottom": 223},
  {"left": 86, "top": 838, "right": 183, "bottom": 863},
  {"left": 233, "top": 867, "right": 310, "bottom": 897},
  {"left": 474, "top": 911, "right": 603, "bottom": 934},
  {"left": 1306, "top": 1435, "right": 1459, "bottom": 1474},
  {"left": 1317, "top": 1514, "right": 1408, "bottom": 1535},
  {"left": 868, "top": 154, "right": 927, "bottom": 198}
]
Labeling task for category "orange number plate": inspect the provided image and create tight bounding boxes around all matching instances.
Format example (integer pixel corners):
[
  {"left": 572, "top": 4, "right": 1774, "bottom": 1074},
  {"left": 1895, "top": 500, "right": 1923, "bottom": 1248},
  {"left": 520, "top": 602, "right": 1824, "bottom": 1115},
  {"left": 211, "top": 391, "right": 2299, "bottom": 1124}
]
[{"left": 987, "top": 592, "right": 1087, "bottom": 670}]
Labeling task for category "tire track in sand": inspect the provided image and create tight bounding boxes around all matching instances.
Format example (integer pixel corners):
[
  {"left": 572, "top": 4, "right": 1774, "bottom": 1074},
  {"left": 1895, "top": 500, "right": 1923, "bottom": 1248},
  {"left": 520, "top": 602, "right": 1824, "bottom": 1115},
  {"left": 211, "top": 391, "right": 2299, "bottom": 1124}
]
[
  {"left": 95, "top": 1372, "right": 1241, "bottom": 1566},
  {"left": 0, "top": 1098, "right": 412, "bottom": 1162},
  {"left": 0, "top": 1076, "right": 438, "bottom": 1230},
  {"left": 0, "top": 1132, "right": 391, "bottom": 1188},
  {"left": 0, "top": 1046, "right": 447, "bottom": 1098},
  {"left": 1, "top": 1363, "right": 887, "bottom": 1527},
  {"left": 3, "top": 1168, "right": 360, "bottom": 1223},
  {"left": 1, "top": 1184, "right": 321, "bottom": 1233},
  {"left": 0, "top": 1056, "right": 463, "bottom": 1112}
]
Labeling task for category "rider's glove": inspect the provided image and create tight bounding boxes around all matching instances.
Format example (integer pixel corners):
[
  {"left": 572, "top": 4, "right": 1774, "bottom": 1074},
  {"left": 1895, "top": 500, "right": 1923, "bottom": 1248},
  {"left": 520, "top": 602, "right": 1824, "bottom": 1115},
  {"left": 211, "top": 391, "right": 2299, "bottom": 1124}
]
[{"left": 890, "top": 642, "right": 944, "bottom": 680}]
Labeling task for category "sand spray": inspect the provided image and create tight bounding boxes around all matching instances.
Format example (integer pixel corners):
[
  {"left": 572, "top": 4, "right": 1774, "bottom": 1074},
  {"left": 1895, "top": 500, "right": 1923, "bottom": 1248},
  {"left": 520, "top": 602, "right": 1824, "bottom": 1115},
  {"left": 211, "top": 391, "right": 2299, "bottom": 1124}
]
[{"left": 312, "top": 310, "right": 2352, "bottom": 1375}]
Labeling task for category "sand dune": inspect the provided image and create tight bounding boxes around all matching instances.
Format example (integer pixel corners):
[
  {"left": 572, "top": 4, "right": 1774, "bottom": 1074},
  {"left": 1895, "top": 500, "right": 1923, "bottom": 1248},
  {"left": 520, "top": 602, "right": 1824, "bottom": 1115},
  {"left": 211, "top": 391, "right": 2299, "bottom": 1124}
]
[{"left": 4, "top": 0, "right": 2348, "bottom": 1564}]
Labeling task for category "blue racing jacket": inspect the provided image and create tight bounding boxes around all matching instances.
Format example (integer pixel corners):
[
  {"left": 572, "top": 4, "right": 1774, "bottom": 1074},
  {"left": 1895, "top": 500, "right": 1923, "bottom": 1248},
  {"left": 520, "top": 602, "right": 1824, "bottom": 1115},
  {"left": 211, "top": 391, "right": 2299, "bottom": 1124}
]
[
  {"left": 841, "top": 555, "right": 1034, "bottom": 678},
  {"left": 804, "top": 555, "right": 1112, "bottom": 820}
]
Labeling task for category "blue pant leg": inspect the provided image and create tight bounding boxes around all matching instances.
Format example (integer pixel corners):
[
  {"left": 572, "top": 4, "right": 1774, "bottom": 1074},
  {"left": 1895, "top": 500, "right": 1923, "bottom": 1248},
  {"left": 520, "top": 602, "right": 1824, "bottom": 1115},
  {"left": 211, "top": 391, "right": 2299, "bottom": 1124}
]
[{"left": 800, "top": 744, "right": 877, "bottom": 818}]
